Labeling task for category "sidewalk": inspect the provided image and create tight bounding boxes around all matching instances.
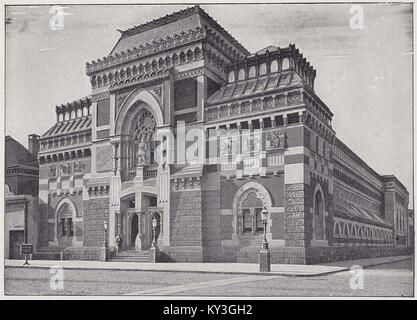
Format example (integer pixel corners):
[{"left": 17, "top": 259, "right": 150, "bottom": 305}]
[{"left": 5, "top": 255, "right": 412, "bottom": 277}]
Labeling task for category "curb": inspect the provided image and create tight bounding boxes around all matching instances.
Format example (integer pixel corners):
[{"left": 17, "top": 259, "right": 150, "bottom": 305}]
[{"left": 5, "top": 256, "right": 411, "bottom": 278}]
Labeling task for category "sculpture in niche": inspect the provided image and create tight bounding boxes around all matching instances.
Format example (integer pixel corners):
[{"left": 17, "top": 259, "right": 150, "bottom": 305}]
[
  {"left": 136, "top": 138, "right": 148, "bottom": 165},
  {"left": 134, "top": 109, "right": 156, "bottom": 166}
]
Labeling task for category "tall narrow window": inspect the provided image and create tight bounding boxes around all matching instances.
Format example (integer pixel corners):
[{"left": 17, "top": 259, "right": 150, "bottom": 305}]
[
  {"left": 248, "top": 66, "right": 256, "bottom": 78},
  {"left": 270, "top": 60, "right": 279, "bottom": 73},
  {"left": 282, "top": 57, "right": 290, "bottom": 69},
  {"left": 57, "top": 201, "right": 75, "bottom": 238},
  {"left": 66, "top": 218, "right": 73, "bottom": 237},
  {"left": 61, "top": 218, "right": 66, "bottom": 236},
  {"left": 243, "top": 209, "right": 252, "bottom": 233},
  {"left": 255, "top": 208, "right": 263, "bottom": 232},
  {"left": 228, "top": 71, "right": 235, "bottom": 83},
  {"left": 314, "top": 190, "right": 325, "bottom": 240}
]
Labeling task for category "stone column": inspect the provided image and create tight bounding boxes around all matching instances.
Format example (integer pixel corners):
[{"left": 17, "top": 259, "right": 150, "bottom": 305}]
[
  {"left": 135, "top": 211, "right": 144, "bottom": 251},
  {"left": 236, "top": 123, "right": 243, "bottom": 179},
  {"left": 116, "top": 210, "right": 123, "bottom": 236},
  {"left": 250, "top": 208, "right": 256, "bottom": 234},
  {"left": 117, "top": 141, "right": 122, "bottom": 175},
  {"left": 111, "top": 141, "right": 118, "bottom": 175}
]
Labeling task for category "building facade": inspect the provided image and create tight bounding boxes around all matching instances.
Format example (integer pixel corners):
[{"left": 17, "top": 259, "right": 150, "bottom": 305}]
[
  {"left": 5, "top": 135, "right": 40, "bottom": 259},
  {"left": 36, "top": 6, "right": 411, "bottom": 263},
  {"left": 5, "top": 135, "right": 39, "bottom": 197}
]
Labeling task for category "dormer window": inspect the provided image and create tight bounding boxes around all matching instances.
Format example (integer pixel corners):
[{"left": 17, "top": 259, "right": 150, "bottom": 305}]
[
  {"left": 282, "top": 57, "right": 290, "bottom": 70},
  {"left": 238, "top": 68, "right": 245, "bottom": 81},
  {"left": 270, "top": 60, "right": 278, "bottom": 73},
  {"left": 228, "top": 71, "right": 235, "bottom": 83},
  {"left": 248, "top": 66, "right": 256, "bottom": 78},
  {"left": 259, "top": 63, "right": 267, "bottom": 76}
]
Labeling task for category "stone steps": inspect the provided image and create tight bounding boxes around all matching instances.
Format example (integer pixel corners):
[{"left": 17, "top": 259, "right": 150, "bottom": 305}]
[{"left": 109, "top": 250, "right": 150, "bottom": 262}]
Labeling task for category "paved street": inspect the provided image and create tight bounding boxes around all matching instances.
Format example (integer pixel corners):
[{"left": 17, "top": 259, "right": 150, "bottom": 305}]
[{"left": 4, "top": 259, "right": 413, "bottom": 297}]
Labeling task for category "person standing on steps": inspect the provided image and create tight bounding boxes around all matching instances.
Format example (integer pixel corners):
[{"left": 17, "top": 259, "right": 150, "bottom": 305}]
[{"left": 116, "top": 234, "right": 123, "bottom": 253}]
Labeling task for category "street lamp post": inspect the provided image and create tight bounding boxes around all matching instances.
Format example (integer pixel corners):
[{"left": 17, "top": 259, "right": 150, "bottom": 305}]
[
  {"left": 149, "top": 215, "right": 159, "bottom": 263},
  {"left": 100, "top": 220, "right": 109, "bottom": 261},
  {"left": 259, "top": 205, "right": 271, "bottom": 272}
]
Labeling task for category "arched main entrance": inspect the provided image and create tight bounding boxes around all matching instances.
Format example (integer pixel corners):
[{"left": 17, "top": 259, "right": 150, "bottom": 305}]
[{"left": 118, "top": 192, "right": 163, "bottom": 251}]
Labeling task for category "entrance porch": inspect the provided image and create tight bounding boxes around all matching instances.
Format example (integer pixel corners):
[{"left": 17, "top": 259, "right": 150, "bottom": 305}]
[{"left": 115, "top": 194, "right": 163, "bottom": 251}]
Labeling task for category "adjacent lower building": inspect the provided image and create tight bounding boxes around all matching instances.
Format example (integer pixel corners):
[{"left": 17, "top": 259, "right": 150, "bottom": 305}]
[
  {"left": 36, "top": 5, "right": 412, "bottom": 263},
  {"left": 5, "top": 135, "right": 40, "bottom": 259}
]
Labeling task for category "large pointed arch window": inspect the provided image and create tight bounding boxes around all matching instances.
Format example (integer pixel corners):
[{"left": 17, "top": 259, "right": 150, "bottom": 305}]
[{"left": 58, "top": 203, "right": 74, "bottom": 237}]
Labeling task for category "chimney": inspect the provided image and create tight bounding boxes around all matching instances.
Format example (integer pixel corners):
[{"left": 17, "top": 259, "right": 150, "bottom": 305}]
[{"left": 28, "top": 134, "right": 40, "bottom": 155}]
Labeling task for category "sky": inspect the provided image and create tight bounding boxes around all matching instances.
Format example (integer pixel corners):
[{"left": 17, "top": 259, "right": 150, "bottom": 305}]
[{"left": 4, "top": 3, "right": 413, "bottom": 206}]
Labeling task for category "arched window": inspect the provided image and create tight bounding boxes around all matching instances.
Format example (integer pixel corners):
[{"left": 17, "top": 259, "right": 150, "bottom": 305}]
[
  {"left": 233, "top": 182, "right": 273, "bottom": 239},
  {"left": 76, "top": 109, "right": 83, "bottom": 118},
  {"left": 241, "top": 191, "right": 265, "bottom": 233},
  {"left": 57, "top": 201, "right": 75, "bottom": 238},
  {"left": 248, "top": 66, "right": 256, "bottom": 78},
  {"left": 58, "top": 113, "right": 64, "bottom": 122},
  {"left": 259, "top": 63, "right": 267, "bottom": 76},
  {"left": 334, "top": 222, "right": 341, "bottom": 238},
  {"left": 270, "top": 60, "right": 279, "bottom": 73},
  {"left": 228, "top": 71, "right": 235, "bottom": 83},
  {"left": 133, "top": 108, "right": 157, "bottom": 165},
  {"left": 282, "top": 57, "right": 290, "bottom": 70},
  {"left": 313, "top": 188, "right": 325, "bottom": 240},
  {"left": 237, "top": 68, "right": 245, "bottom": 81},
  {"left": 343, "top": 223, "right": 349, "bottom": 237}
]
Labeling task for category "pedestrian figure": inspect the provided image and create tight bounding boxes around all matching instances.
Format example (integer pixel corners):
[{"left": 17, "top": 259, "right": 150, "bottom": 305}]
[{"left": 116, "top": 234, "right": 123, "bottom": 253}]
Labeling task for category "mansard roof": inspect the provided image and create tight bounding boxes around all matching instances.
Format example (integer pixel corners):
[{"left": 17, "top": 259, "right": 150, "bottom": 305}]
[
  {"left": 42, "top": 117, "right": 92, "bottom": 139},
  {"left": 207, "top": 70, "right": 303, "bottom": 105},
  {"left": 112, "top": 5, "right": 249, "bottom": 56},
  {"left": 86, "top": 5, "right": 249, "bottom": 75}
]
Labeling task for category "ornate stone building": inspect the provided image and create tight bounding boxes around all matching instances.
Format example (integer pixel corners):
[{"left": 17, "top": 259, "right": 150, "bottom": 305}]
[{"left": 37, "top": 6, "right": 411, "bottom": 263}]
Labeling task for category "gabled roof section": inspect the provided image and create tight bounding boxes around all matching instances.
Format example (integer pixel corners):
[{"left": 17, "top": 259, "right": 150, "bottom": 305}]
[
  {"left": 109, "top": 5, "right": 249, "bottom": 56},
  {"left": 207, "top": 70, "right": 303, "bottom": 105},
  {"left": 5, "top": 136, "right": 38, "bottom": 168},
  {"left": 42, "top": 117, "right": 92, "bottom": 139}
]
